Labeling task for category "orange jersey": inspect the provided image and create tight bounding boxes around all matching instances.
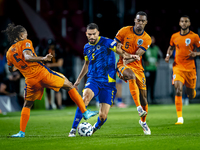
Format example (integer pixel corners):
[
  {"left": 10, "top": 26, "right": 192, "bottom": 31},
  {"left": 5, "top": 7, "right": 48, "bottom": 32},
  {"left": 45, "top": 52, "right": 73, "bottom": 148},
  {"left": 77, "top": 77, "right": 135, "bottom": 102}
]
[
  {"left": 170, "top": 31, "right": 200, "bottom": 71},
  {"left": 6, "top": 39, "right": 48, "bottom": 80},
  {"left": 115, "top": 26, "right": 151, "bottom": 71}
]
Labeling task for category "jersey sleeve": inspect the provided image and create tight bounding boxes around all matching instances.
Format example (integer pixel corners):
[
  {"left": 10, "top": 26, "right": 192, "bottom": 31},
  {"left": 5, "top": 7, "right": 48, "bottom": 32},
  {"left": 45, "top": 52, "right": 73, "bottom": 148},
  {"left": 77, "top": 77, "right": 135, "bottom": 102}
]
[
  {"left": 22, "top": 40, "right": 35, "bottom": 54},
  {"left": 193, "top": 34, "right": 200, "bottom": 48},
  {"left": 139, "top": 35, "right": 152, "bottom": 51},
  {"left": 83, "top": 45, "right": 89, "bottom": 61},
  {"left": 106, "top": 39, "right": 117, "bottom": 52},
  {"left": 6, "top": 52, "right": 13, "bottom": 67},
  {"left": 115, "top": 27, "right": 127, "bottom": 43},
  {"left": 170, "top": 34, "right": 175, "bottom": 47}
]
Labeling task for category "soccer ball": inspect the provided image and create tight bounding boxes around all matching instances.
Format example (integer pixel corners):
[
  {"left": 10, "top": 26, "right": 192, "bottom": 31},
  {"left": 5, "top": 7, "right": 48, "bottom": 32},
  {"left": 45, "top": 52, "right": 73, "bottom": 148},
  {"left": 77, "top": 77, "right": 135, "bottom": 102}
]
[{"left": 78, "top": 122, "right": 93, "bottom": 136}]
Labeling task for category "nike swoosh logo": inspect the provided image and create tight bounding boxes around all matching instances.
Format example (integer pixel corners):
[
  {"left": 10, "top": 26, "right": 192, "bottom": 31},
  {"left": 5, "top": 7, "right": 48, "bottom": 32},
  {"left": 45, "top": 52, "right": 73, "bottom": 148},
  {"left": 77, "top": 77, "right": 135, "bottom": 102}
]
[{"left": 127, "top": 37, "right": 132, "bottom": 39}]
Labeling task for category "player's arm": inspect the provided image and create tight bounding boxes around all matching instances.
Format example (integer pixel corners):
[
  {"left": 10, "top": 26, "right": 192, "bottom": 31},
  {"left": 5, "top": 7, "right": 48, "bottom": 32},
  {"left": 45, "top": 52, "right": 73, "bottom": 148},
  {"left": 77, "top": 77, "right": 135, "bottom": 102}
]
[
  {"left": 8, "top": 65, "right": 17, "bottom": 72},
  {"left": 74, "top": 60, "right": 89, "bottom": 89},
  {"left": 165, "top": 45, "right": 174, "bottom": 63},
  {"left": 115, "top": 41, "right": 140, "bottom": 61},
  {"left": 122, "top": 48, "right": 145, "bottom": 65},
  {"left": 23, "top": 50, "right": 53, "bottom": 62}
]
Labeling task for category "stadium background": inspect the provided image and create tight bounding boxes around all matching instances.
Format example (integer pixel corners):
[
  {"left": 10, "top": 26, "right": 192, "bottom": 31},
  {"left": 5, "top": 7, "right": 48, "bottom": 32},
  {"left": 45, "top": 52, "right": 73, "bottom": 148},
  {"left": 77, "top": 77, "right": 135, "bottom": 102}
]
[{"left": 0, "top": 0, "right": 200, "bottom": 109}]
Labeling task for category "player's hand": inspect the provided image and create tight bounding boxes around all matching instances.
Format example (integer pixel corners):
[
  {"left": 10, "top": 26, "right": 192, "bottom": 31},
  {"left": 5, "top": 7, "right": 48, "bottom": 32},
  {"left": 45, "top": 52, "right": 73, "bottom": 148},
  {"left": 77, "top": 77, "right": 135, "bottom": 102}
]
[
  {"left": 188, "top": 50, "right": 197, "bottom": 57},
  {"left": 165, "top": 56, "right": 170, "bottom": 63},
  {"left": 43, "top": 53, "right": 53, "bottom": 61},
  {"left": 131, "top": 55, "right": 140, "bottom": 61},
  {"left": 74, "top": 81, "right": 80, "bottom": 90}
]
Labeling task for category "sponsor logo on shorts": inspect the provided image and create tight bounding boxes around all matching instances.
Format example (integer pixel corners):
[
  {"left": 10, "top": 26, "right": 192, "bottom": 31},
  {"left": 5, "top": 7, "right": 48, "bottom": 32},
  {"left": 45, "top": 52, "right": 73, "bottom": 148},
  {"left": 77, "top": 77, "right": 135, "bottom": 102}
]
[{"left": 85, "top": 82, "right": 90, "bottom": 86}]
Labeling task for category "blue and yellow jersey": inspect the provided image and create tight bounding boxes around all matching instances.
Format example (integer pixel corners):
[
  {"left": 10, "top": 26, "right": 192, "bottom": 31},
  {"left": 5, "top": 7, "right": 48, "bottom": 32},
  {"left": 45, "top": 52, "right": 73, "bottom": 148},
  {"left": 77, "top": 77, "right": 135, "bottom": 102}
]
[{"left": 83, "top": 36, "right": 116, "bottom": 85}]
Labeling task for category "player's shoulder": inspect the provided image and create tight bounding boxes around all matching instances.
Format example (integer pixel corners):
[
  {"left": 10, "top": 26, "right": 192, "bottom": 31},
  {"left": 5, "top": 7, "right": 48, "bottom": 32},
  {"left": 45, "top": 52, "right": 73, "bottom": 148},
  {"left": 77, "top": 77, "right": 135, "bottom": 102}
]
[
  {"left": 189, "top": 30, "right": 199, "bottom": 38},
  {"left": 171, "top": 31, "right": 180, "bottom": 37},
  {"left": 118, "top": 26, "right": 133, "bottom": 33},
  {"left": 143, "top": 31, "right": 151, "bottom": 40}
]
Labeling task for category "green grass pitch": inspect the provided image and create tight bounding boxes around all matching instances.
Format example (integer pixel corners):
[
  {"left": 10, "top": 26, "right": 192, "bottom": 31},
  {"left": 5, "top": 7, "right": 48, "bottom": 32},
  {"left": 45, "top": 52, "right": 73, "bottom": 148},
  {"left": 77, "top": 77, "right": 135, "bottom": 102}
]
[{"left": 0, "top": 104, "right": 200, "bottom": 150}]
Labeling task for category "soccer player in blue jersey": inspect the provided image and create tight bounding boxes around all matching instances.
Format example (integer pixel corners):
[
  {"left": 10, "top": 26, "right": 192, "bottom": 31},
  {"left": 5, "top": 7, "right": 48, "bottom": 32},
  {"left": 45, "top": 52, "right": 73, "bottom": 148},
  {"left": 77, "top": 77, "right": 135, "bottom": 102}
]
[{"left": 68, "top": 23, "right": 139, "bottom": 137}]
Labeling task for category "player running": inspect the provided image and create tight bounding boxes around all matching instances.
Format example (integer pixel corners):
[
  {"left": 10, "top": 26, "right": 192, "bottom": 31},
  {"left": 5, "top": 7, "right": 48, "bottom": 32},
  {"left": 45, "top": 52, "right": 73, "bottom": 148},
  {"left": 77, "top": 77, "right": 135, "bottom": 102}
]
[
  {"left": 115, "top": 11, "right": 152, "bottom": 135},
  {"left": 165, "top": 15, "right": 200, "bottom": 124},
  {"left": 68, "top": 23, "right": 139, "bottom": 137},
  {"left": 2, "top": 23, "right": 98, "bottom": 138}
]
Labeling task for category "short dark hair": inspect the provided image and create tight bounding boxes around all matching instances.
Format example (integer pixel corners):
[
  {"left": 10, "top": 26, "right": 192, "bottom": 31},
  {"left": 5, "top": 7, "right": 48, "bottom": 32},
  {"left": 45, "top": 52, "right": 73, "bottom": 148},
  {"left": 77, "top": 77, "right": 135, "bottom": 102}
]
[
  {"left": 181, "top": 15, "right": 190, "bottom": 20},
  {"left": 136, "top": 11, "right": 147, "bottom": 19},
  {"left": 1, "top": 23, "right": 26, "bottom": 44},
  {"left": 87, "top": 23, "right": 99, "bottom": 30}
]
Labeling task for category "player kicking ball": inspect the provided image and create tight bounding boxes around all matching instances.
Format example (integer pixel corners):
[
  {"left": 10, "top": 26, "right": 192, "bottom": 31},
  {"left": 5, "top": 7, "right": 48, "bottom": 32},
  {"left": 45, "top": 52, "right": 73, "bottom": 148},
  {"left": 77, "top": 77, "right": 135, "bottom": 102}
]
[
  {"left": 2, "top": 23, "right": 98, "bottom": 138},
  {"left": 165, "top": 15, "right": 200, "bottom": 124},
  {"left": 68, "top": 23, "right": 139, "bottom": 137}
]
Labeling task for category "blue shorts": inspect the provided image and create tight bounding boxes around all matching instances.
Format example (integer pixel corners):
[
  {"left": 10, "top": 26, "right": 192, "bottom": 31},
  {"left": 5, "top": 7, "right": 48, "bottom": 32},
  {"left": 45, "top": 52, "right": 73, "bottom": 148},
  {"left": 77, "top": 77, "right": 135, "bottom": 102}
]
[{"left": 84, "top": 78, "right": 117, "bottom": 105}]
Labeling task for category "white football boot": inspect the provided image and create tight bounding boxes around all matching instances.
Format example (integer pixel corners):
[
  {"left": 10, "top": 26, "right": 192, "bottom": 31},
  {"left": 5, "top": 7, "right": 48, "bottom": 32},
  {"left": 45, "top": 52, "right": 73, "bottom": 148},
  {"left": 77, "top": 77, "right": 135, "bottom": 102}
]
[
  {"left": 68, "top": 128, "right": 76, "bottom": 137},
  {"left": 175, "top": 117, "right": 184, "bottom": 125},
  {"left": 139, "top": 120, "right": 151, "bottom": 135},
  {"left": 137, "top": 106, "right": 147, "bottom": 117}
]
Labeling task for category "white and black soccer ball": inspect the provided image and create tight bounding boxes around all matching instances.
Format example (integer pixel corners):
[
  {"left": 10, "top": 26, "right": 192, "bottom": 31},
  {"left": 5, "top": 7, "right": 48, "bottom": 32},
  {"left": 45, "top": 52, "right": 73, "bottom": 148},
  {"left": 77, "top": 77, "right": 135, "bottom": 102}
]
[{"left": 78, "top": 122, "right": 93, "bottom": 136}]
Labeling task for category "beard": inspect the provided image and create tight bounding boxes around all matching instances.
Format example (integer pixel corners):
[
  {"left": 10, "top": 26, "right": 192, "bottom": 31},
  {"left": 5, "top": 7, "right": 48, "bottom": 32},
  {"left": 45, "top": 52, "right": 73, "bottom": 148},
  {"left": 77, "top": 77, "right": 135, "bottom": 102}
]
[
  {"left": 135, "top": 26, "right": 143, "bottom": 33},
  {"left": 89, "top": 39, "right": 97, "bottom": 44}
]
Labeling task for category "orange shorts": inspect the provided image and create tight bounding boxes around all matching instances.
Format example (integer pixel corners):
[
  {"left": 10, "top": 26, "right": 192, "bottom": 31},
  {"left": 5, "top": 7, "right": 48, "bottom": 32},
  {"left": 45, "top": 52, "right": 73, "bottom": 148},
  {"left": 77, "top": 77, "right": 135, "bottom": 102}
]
[
  {"left": 172, "top": 68, "right": 196, "bottom": 89},
  {"left": 117, "top": 65, "right": 146, "bottom": 90},
  {"left": 24, "top": 70, "right": 65, "bottom": 101}
]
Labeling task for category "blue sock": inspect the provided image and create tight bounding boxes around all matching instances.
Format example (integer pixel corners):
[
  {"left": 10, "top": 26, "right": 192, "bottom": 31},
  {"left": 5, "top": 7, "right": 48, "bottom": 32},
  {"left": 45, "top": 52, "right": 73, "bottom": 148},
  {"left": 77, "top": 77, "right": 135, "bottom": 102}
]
[
  {"left": 72, "top": 107, "right": 83, "bottom": 129},
  {"left": 95, "top": 116, "right": 107, "bottom": 129},
  {"left": 117, "top": 97, "right": 122, "bottom": 103}
]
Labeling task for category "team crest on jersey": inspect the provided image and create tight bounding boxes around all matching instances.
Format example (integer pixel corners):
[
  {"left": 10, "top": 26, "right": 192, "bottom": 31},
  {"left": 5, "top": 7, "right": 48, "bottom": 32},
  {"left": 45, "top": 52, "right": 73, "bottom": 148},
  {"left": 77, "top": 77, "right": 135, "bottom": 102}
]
[
  {"left": 173, "top": 74, "right": 176, "bottom": 80},
  {"left": 26, "top": 42, "right": 31, "bottom": 47},
  {"left": 96, "top": 45, "right": 101, "bottom": 50},
  {"left": 185, "top": 38, "right": 191, "bottom": 46},
  {"left": 137, "top": 39, "right": 143, "bottom": 46}
]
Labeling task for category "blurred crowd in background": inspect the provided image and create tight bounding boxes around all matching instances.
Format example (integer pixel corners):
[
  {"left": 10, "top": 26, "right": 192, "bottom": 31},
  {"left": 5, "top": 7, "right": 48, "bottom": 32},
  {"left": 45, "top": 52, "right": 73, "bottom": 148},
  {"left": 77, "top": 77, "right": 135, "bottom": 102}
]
[{"left": 0, "top": 0, "right": 200, "bottom": 111}]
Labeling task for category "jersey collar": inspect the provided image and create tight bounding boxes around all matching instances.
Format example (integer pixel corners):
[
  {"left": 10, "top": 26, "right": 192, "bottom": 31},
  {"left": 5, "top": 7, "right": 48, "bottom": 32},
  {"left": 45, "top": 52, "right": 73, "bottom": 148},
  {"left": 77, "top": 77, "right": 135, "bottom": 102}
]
[
  {"left": 180, "top": 30, "right": 190, "bottom": 36},
  {"left": 89, "top": 36, "right": 101, "bottom": 46}
]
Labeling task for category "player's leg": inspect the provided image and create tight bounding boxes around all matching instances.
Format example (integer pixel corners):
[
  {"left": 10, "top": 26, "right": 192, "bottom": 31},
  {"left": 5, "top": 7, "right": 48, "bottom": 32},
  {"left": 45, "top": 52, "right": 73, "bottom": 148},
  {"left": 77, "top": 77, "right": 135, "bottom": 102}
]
[
  {"left": 68, "top": 88, "right": 95, "bottom": 137},
  {"left": 93, "top": 103, "right": 110, "bottom": 133},
  {"left": 11, "top": 100, "right": 34, "bottom": 138},
  {"left": 11, "top": 82, "right": 43, "bottom": 138},
  {"left": 119, "top": 67, "right": 141, "bottom": 109},
  {"left": 185, "top": 71, "right": 197, "bottom": 101},
  {"left": 174, "top": 80, "right": 184, "bottom": 124},
  {"left": 43, "top": 71, "right": 98, "bottom": 120},
  {"left": 92, "top": 87, "right": 116, "bottom": 134},
  {"left": 186, "top": 87, "right": 196, "bottom": 100},
  {"left": 139, "top": 89, "right": 151, "bottom": 135}
]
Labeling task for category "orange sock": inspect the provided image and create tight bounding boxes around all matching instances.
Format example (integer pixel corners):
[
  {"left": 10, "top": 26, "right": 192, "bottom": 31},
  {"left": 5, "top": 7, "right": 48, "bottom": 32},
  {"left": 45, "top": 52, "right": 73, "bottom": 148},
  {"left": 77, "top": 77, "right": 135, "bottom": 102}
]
[
  {"left": 68, "top": 88, "right": 87, "bottom": 113},
  {"left": 129, "top": 79, "right": 140, "bottom": 107},
  {"left": 141, "top": 104, "right": 148, "bottom": 122},
  {"left": 175, "top": 96, "right": 182, "bottom": 118},
  {"left": 20, "top": 107, "right": 30, "bottom": 132},
  {"left": 193, "top": 89, "right": 196, "bottom": 99}
]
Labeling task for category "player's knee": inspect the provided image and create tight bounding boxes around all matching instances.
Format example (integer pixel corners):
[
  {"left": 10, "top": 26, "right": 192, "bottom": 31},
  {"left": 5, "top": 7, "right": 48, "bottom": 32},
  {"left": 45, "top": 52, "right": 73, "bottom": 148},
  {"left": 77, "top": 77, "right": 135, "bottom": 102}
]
[
  {"left": 83, "top": 96, "right": 91, "bottom": 106},
  {"left": 175, "top": 88, "right": 182, "bottom": 96},
  {"left": 99, "top": 113, "right": 107, "bottom": 121}
]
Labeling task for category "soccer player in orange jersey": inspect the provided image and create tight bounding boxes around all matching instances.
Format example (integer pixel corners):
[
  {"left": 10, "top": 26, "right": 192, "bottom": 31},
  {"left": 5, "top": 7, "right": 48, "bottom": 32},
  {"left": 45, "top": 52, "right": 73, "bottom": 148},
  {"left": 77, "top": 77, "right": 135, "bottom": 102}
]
[
  {"left": 115, "top": 11, "right": 152, "bottom": 135},
  {"left": 2, "top": 23, "right": 98, "bottom": 137},
  {"left": 165, "top": 15, "right": 200, "bottom": 124}
]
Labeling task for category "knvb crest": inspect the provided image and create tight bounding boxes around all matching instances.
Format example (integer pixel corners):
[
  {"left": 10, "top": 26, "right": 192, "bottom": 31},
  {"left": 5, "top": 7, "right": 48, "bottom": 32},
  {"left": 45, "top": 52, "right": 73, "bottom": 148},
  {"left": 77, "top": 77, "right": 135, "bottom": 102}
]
[
  {"left": 137, "top": 39, "right": 143, "bottom": 46},
  {"left": 185, "top": 38, "right": 191, "bottom": 46}
]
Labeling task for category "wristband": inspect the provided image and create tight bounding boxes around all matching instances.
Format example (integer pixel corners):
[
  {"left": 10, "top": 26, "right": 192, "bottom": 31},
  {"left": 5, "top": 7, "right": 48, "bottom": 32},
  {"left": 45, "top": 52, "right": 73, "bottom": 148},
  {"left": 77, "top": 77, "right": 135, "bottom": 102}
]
[{"left": 166, "top": 54, "right": 170, "bottom": 57}]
